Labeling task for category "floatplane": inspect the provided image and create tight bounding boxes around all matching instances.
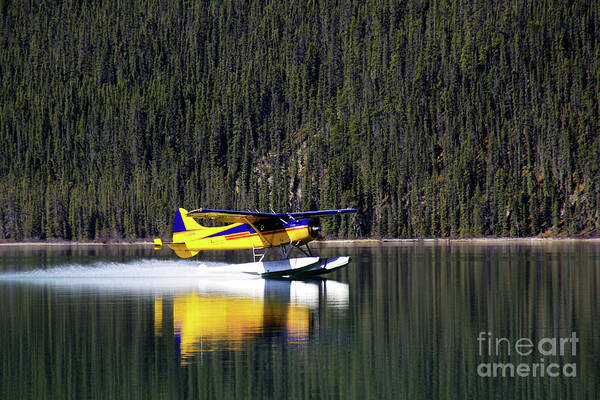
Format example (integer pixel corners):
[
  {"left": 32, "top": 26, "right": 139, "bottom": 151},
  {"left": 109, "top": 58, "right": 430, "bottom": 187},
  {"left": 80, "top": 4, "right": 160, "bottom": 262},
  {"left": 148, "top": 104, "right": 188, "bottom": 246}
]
[{"left": 154, "top": 207, "right": 357, "bottom": 278}]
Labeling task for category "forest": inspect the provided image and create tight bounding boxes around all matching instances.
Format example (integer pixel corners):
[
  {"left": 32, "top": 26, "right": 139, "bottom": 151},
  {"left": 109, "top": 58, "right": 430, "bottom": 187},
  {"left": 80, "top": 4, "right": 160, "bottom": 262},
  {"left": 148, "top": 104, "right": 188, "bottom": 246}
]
[{"left": 0, "top": 0, "right": 599, "bottom": 239}]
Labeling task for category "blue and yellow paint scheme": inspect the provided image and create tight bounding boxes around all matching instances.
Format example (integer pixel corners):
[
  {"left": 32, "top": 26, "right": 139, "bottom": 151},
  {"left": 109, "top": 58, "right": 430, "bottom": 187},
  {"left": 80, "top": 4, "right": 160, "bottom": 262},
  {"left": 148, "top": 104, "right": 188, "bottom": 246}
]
[
  {"left": 153, "top": 279, "right": 349, "bottom": 363},
  {"left": 154, "top": 207, "right": 356, "bottom": 259},
  {"left": 155, "top": 293, "right": 310, "bottom": 362}
]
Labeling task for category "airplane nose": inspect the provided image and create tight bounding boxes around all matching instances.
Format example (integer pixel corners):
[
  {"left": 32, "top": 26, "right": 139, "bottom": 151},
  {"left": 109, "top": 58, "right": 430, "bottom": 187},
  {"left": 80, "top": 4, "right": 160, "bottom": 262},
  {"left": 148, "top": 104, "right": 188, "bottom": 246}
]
[{"left": 308, "top": 219, "right": 321, "bottom": 238}]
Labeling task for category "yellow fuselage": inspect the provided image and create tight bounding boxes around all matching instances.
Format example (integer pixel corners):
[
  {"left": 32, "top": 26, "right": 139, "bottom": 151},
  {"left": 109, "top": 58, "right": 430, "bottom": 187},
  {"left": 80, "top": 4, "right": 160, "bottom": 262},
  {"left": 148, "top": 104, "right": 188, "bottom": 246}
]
[
  {"left": 168, "top": 220, "right": 316, "bottom": 258},
  {"left": 172, "top": 223, "right": 312, "bottom": 251},
  {"left": 158, "top": 208, "right": 319, "bottom": 258}
]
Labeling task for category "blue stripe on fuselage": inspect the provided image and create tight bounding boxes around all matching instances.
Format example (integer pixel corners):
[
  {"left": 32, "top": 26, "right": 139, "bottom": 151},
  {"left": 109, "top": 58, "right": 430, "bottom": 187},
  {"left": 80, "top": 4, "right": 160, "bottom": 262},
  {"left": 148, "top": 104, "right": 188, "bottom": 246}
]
[
  {"left": 205, "top": 224, "right": 254, "bottom": 238},
  {"left": 204, "top": 219, "right": 311, "bottom": 239}
]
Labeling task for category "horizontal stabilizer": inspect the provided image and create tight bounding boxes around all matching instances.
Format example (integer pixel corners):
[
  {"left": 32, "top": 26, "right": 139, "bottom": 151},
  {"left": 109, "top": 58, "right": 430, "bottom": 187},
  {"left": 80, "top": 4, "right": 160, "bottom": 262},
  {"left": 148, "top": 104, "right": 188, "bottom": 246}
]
[
  {"left": 154, "top": 238, "right": 197, "bottom": 258},
  {"left": 167, "top": 243, "right": 199, "bottom": 258}
]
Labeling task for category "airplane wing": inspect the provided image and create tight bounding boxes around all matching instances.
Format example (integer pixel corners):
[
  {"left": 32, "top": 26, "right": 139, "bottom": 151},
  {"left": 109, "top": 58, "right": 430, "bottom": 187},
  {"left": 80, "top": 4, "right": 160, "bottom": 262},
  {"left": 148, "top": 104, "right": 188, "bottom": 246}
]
[
  {"left": 186, "top": 209, "right": 277, "bottom": 223},
  {"left": 186, "top": 208, "right": 357, "bottom": 223},
  {"left": 285, "top": 209, "right": 357, "bottom": 219}
]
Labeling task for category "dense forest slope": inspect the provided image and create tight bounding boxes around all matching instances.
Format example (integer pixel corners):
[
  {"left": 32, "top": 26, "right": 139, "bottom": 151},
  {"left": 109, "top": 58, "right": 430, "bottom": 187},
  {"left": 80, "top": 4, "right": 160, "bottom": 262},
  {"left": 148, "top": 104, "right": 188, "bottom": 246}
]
[{"left": 1, "top": 0, "right": 599, "bottom": 239}]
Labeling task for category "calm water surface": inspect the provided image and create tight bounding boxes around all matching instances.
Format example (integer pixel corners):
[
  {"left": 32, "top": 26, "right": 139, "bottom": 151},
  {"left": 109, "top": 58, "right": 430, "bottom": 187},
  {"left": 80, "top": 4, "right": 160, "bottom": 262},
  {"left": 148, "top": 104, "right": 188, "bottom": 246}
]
[{"left": 0, "top": 242, "right": 599, "bottom": 399}]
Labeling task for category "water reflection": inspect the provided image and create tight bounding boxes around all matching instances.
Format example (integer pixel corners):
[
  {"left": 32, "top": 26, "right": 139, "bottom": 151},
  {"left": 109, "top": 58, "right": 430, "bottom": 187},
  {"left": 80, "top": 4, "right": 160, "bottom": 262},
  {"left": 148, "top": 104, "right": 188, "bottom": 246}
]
[
  {"left": 2, "top": 243, "right": 599, "bottom": 399},
  {"left": 156, "top": 279, "right": 348, "bottom": 364},
  {"left": 0, "top": 254, "right": 349, "bottom": 367}
]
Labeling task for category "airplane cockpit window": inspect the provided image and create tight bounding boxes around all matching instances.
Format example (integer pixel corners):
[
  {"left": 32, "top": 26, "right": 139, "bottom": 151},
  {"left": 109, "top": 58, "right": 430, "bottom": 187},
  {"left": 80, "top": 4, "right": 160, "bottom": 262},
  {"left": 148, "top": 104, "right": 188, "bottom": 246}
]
[{"left": 256, "top": 219, "right": 284, "bottom": 232}]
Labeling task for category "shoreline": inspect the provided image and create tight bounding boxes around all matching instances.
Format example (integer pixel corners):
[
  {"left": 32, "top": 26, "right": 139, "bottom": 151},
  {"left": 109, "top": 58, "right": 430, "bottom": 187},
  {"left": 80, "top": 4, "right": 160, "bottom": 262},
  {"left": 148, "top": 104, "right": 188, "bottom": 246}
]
[{"left": 1, "top": 237, "right": 600, "bottom": 246}]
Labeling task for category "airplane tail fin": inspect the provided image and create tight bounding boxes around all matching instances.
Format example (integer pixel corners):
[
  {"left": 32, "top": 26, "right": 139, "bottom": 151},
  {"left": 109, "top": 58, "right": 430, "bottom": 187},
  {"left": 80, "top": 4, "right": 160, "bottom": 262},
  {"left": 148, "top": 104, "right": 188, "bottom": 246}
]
[
  {"left": 153, "top": 209, "right": 204, "bottom": 258},
  {"left": 173, "top": 208, "right": 204, "bottom": 233},
  {"left": 169, "top": 208, "right": 203, "bottom": 258}
]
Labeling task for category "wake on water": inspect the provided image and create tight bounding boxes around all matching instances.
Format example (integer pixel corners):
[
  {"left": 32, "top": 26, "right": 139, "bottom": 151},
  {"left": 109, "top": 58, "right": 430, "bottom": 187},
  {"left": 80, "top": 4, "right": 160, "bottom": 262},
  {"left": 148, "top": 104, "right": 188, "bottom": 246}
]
[
  {"left": 0, "top": 259, "right": 238, "bottom": 279},
  {"left": 0, "top": 259, "right": 349, "bottom": 307},
  {"left": 0, "top": 259, "right": 263, "bottom": 294}
]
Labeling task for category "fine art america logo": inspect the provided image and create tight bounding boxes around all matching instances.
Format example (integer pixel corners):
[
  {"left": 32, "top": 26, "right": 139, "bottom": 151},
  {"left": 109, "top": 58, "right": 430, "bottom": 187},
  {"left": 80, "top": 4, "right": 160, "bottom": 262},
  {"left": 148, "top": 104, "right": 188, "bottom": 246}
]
[{"left": 477, "top": 332, "right": 578, "bottom": 378}]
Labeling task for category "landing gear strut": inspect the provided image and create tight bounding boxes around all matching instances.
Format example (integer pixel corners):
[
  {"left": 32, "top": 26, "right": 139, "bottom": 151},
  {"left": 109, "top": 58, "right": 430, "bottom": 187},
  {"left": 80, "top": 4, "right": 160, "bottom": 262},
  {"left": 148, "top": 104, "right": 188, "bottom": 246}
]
[
  {"left": 297, "top": 243, "right": 314, "bottom": 257},
  {"left": 254, "top": 242, "right": 315, "bottom": 262},
  {"left": 252, "top": 246, "right": 269, "bottom": 262},
  {"left": 275, "top": 241, "right": 315, "bottom": 260}
]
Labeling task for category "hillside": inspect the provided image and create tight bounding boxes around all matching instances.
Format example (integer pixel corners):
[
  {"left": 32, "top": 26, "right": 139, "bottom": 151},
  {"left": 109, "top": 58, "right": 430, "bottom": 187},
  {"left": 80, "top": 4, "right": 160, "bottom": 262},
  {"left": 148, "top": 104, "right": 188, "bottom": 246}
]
[{"left": 1, "top": 0, "right": 598, "bottom": 239}]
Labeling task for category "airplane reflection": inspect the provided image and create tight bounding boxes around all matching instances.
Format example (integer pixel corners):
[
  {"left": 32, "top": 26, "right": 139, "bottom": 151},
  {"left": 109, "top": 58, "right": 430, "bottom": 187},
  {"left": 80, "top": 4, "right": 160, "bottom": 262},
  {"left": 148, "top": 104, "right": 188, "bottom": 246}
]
[{"left": 154, "top": 279, "right": 349, "bottom": 364}]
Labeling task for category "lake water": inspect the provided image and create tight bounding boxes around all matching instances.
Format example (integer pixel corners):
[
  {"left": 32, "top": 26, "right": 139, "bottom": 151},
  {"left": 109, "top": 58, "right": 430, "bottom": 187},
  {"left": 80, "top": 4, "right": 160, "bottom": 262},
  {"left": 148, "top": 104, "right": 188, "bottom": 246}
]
[{"left": 0, "top": 242, "right": 599, "bottom": 399}]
